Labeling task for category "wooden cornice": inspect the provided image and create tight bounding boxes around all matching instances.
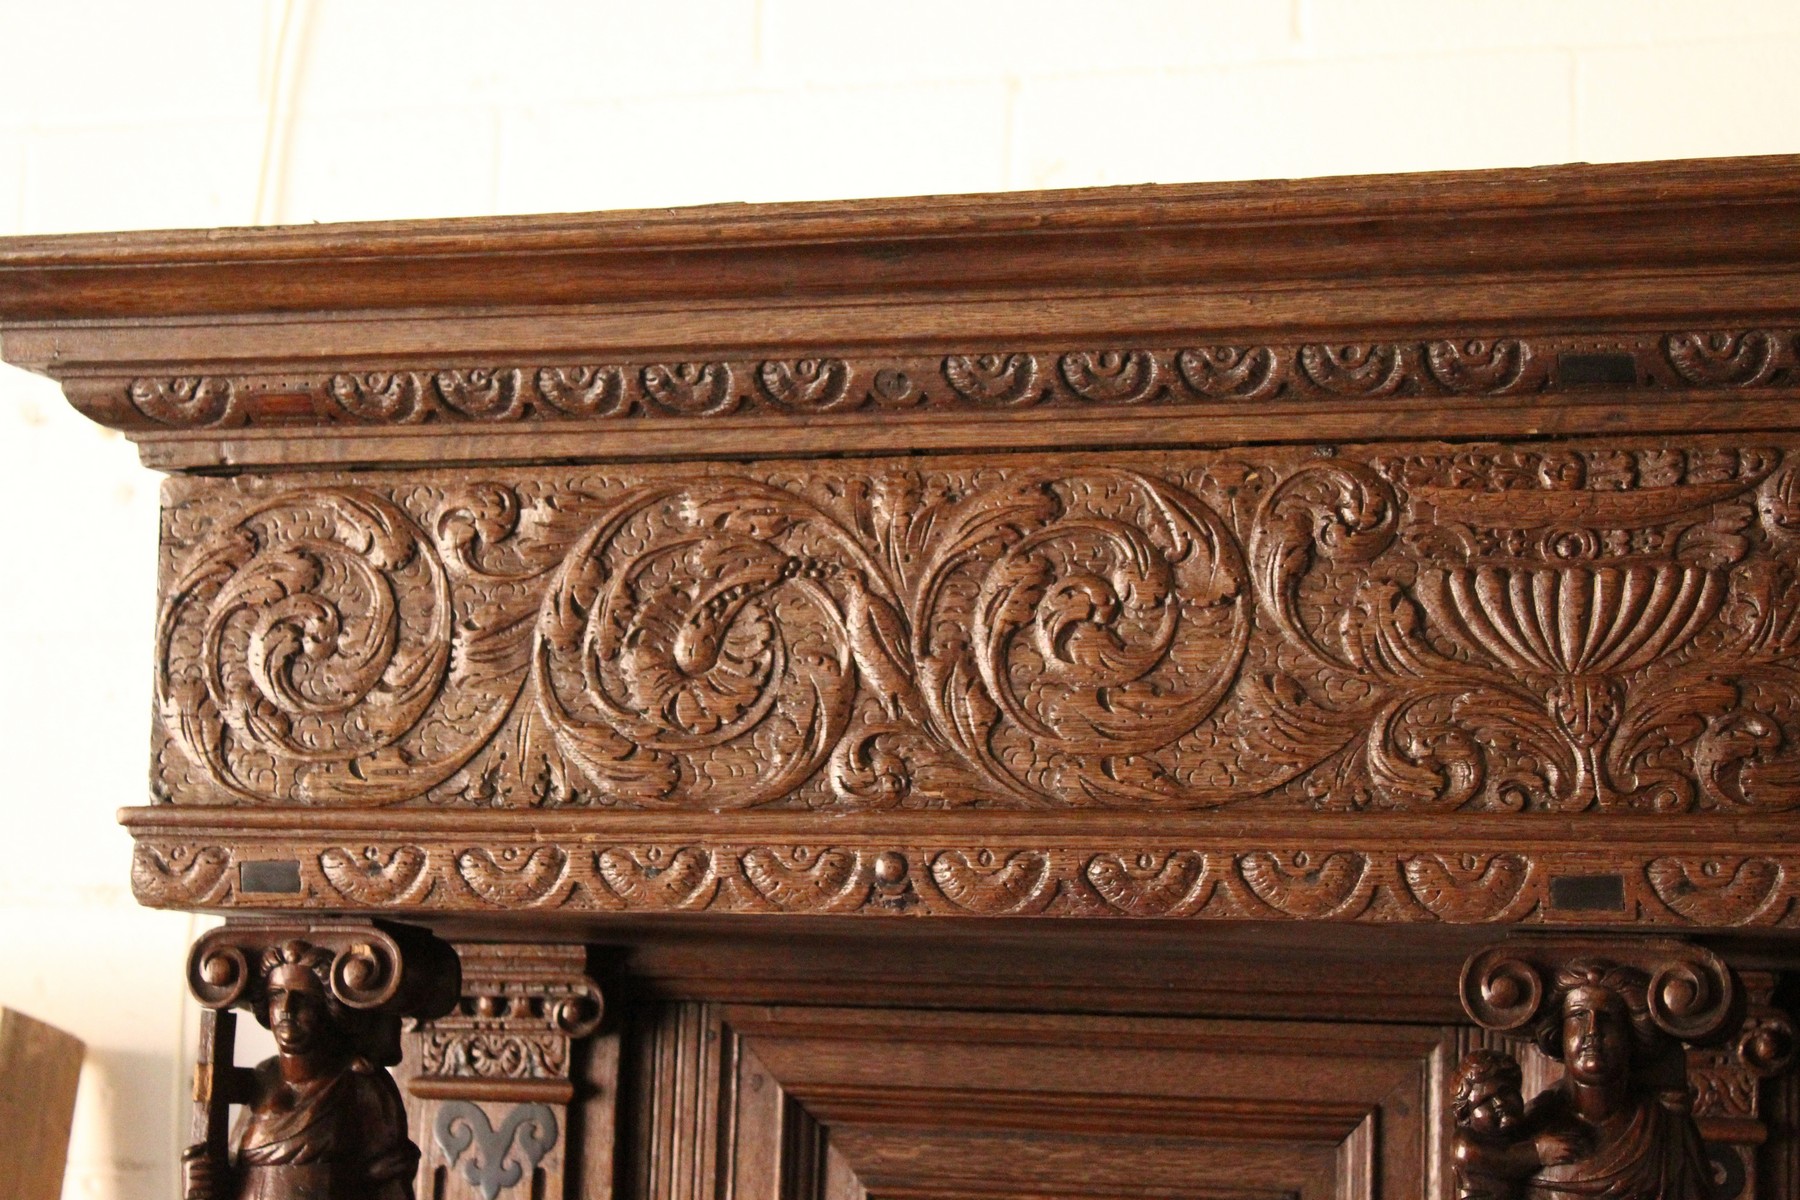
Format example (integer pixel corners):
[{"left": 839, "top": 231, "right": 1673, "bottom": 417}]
[
  {"left": 6, "top": 156, "right": 1800, "bottom": 323},
  {"left": 5, "top": 156, "right": 1800, "bottom": 470},
  {"left": 12, "top": 157, "right": 1800, "bottom": 930}
]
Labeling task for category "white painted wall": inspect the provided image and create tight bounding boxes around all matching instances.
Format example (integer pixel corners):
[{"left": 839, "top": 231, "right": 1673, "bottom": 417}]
[{"left": 2, "top": 2, "right": 1798, "bottom": 1195}]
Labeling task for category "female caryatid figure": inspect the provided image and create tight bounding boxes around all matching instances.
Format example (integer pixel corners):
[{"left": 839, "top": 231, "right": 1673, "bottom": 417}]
[
  {"left": 184, "top": 940, "right": 418, "bottom": 1200},
  {"left": 1519, "top": 960, "right": 1715, "bottom": 1200}
]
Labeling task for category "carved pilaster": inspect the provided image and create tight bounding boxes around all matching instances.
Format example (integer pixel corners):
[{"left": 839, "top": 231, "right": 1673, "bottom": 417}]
[
  {"left": 405, "top": 944, "right": 603, "bottom": 1200},
  {"left": 182, "top": 920, "right": 460, "bottom": 1200},
  {"left": 1686, "top": 971, "right": 1798, "bottom": 1200}
]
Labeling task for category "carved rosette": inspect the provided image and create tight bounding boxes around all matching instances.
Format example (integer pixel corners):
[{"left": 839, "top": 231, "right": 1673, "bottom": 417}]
[{"left": 408, "top": 944, "right": 601, "bottom": 1200}]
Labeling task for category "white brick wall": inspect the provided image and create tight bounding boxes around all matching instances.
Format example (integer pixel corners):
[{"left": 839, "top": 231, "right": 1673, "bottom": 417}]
[{"left": 1, "top": 2, "right": 1797, "bottom": 1196}]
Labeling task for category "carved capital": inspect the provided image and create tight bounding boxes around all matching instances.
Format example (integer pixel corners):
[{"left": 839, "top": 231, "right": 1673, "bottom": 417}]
[
  {"left": 1461, "top": 938, "right": 1741, "bottom": 1049},
  {"left": 407, "top": 944, "right": 600, "bottom": 1200},
  {"left": 408, "top": 943, "right": 601, "bottom": 1103},
  {"left": 187, "top": 919, "right": 461, "bottom": 1026}
]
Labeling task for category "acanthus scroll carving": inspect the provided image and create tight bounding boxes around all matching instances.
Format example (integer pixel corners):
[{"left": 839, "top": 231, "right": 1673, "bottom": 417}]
[{"left": 152, "top": 437, "right": 1800, "bottom": 813}]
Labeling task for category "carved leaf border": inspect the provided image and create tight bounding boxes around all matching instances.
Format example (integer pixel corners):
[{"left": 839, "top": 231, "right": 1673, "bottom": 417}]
[
  {"left": 84, "top": 330, "right": 1800, "bottom": 430},
  {"left": 130, "top": 836, "right": 1800, "bottom": 926}
]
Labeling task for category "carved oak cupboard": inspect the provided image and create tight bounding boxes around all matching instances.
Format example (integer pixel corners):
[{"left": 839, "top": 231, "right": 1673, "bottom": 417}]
[{"left": 5, "top": 156, "right": 1800, "bottom": 1200}]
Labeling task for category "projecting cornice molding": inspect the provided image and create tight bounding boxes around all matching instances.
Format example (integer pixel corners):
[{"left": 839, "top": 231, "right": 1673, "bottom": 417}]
[
  {"left": 14, "top": 156, "right": 1800, "bottom": 926},
  {"left": 6, "top": 157, "right": 1800, "bottom": 468}
]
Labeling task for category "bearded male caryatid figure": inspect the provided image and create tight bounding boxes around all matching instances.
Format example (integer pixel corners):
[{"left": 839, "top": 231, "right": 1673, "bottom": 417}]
[{"left": 183, "top": 939, "right": 420, "bottom": 1200}]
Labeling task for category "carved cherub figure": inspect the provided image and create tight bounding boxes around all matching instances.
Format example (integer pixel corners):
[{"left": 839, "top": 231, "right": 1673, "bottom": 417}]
[
  {"left": 1452, "top": 1049, "right": 1585, "bottom": 1200},
  {"left": 183, "top": 940, "right": 419, "bottom": 1200}
]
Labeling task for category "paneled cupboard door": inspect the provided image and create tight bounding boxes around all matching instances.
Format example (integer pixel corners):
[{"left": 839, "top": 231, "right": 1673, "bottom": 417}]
[{"left": 629, "top": 1004, "right": 1481, "bottom": 1200}]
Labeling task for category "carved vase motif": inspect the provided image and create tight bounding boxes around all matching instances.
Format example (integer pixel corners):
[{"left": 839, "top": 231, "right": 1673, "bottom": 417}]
[{"left": 150, "top": 442, "right": 1800, "bottom": 813}]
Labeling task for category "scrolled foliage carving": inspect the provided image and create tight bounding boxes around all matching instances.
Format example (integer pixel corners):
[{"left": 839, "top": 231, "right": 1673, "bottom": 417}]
[
  {"left": 1176, "top": 346, "right": 1284, "bottom": 400},
  {"left": 942, "top": 352, "right": 1040, "bottom": 406},
  {"left": 1666, "top": 330, "right": 1784, "bottom": 387},
  {"left": 124, "top": 834, "right": 1800, "bottom": 925},
  {"left": 155, "top": 488, "right": 519, "bottom": 805},
  {"left": 535, "top": 365, "right": 628, "bottom": 416},
  {"left": 153, "top": 438, "right": 1800, "bottom": 813},
  {"left": 757, "top": 358, "right": 852, "bottom": 411},
  {"left": 328, "top": 372, "right": 430, "bottom": 422},
  {"left": 128, "top": 376, "right": 238, "bottom": 426},
  {"left": 1059, "top": 350, "right": 1160, "bottom": 403},
  {"left": 641, "top": 361, "right": 736, "bottom": 415},
  {"left": 436, "top": 368, "right": 527, "bottom": 420}
]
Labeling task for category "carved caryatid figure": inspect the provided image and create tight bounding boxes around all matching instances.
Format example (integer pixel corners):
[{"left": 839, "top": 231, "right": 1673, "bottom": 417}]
[
  {"left": 1459, "top": 947, "right": 1734, "bottom": 1200},
  {"left": 183, "top": 927, "right": 459, "bottom": 1200},
  {"left": 1519, "top": 961, "right": 1714, "bottom": 1200}
]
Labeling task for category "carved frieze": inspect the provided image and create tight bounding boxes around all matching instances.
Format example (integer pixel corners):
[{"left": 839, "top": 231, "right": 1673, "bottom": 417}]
[
  {"left": 65, "top": 331, "right": 1800, "bottom": 433},
  {"left": 151, "top": 436, "right": 1800, "bottom": 815},
  {"left": 124, "top": 830, "right": 1800, "bottom": 925}
]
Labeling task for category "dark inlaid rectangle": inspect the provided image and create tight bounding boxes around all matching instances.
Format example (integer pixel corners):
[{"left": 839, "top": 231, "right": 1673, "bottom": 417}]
[
  {"left": 238, "top": 859, "right": 303, "bottom": 895},
  {"left": 1556, "top": 351, "right": 1638, "bottom": 386},
  {"left": 1548, "top": 873, "right": 1626, "bottom": 912}
]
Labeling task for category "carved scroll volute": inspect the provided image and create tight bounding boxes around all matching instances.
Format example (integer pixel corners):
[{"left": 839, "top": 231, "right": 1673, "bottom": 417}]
[
  {"left": 406, "top": 944, "right": 604, "bottom": 1200},
  {"left": 1460, "top": 940, "right": 1740, "bottom": 1045},
  {"left": 1454, "top": 941, "right": 1744, "bottom": 1200},
  {"left": 181, "top": 921, "right": 460, "bottom": 1200},
  {"left": 187, "top": 921, "right": 462, "bottom": 1026}
]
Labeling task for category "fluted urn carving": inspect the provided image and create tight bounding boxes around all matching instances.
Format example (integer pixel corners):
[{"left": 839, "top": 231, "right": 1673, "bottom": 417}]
[{"left": 1419, "top": 561, "right": 1726, "bottom": 807}]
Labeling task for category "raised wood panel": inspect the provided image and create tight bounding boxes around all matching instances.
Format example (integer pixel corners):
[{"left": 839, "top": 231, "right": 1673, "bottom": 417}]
[{"left": 629, "top": 1003, "right": 1462, "bottom": 1200}]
